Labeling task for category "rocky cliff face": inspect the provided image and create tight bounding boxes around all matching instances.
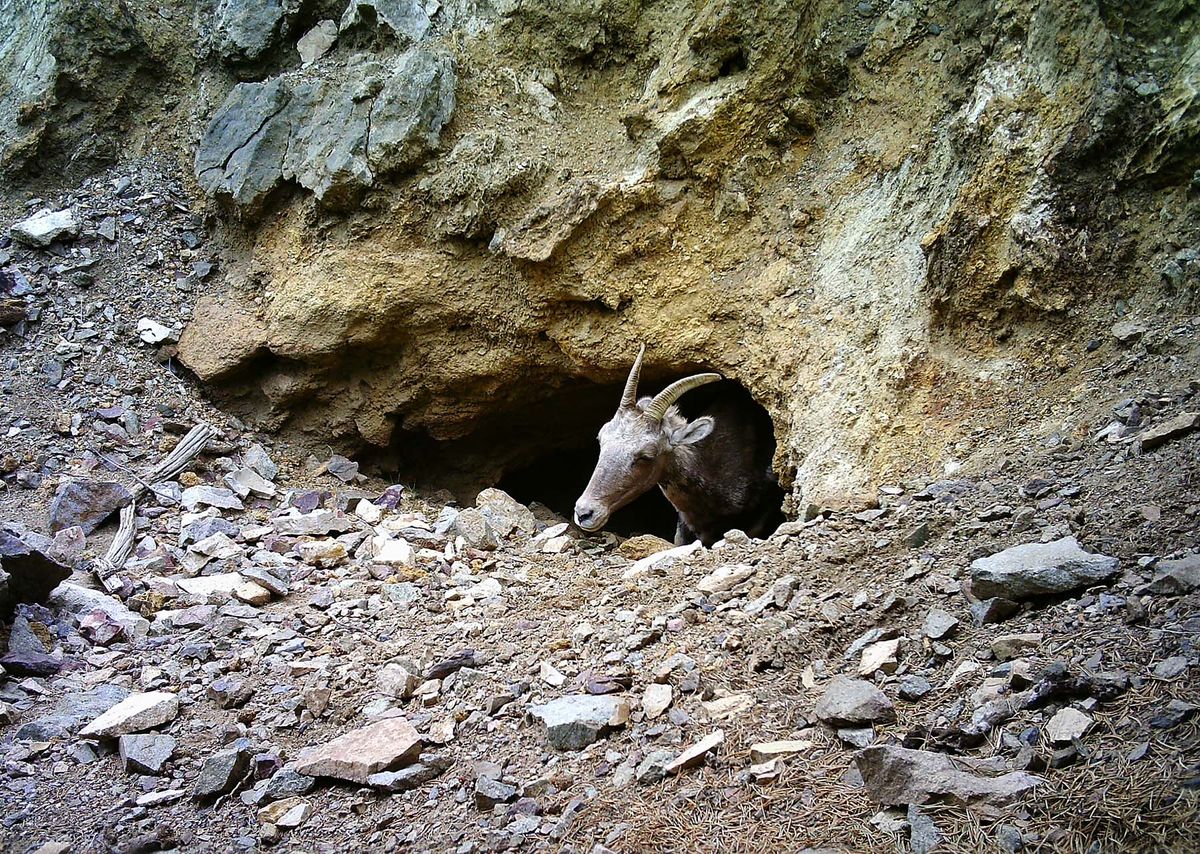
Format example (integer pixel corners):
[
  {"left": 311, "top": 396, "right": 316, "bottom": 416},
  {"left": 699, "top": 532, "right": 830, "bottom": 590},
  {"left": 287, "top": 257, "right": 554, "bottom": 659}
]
[{"left": 5, "top": 0, "right": 1198, "bottom": 508}]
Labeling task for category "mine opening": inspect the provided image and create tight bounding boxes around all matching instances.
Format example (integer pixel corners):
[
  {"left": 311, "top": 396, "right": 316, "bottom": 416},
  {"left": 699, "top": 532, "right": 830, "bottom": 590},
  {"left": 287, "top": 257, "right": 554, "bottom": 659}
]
[{"left": 386, "top": 373, "right": 786, "bottom": 542}]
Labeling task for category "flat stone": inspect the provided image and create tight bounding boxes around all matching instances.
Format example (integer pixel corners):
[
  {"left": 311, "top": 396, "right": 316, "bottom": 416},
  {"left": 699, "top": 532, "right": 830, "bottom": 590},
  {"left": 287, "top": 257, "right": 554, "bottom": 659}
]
[
  {"left": 474, "top": 775, "right": 518, "bottom": 810},
  {"left": 80, "top": 691, "right": 179, "bottom": 737},
  {"left": 527, "top": 695, "right": 631, "bottom": 751},
  {"left": 922, "top": 609, "right": 959, "bottom": 640},
  {"left": 664, "top": 729, "right": 724, "bottom": 774},
  {"left": 642, "top": 683, "right": 672, "bottom": 720},
  {"left": 273, "top": 511, "right": 355, "bottom": 537},
  {"left": 1136, "top": 554, "right": 1200, "bottom": 595},
  {"left": 367, "top": 755, "right": 449, "bottom": 791},
  {"left": 814, "top": 677, "right": 895, "bottom": 726},
  {"left": 10, "top": 208, "right": 79, "bottom": 247},
  {"left": 1045, "top": 708, "right": 1091, "bottom": 743},
  {"left": 294, "top": 717, "right": 422, "bottom": 783},
  {"left": 225, "top": 467, "right": 277, "bottom": 498},
  {"left": 859, "top": 638, "right": 901, "bottom": 676},
  {"left": 970, "top": 537, "right": 1118, "bottom": 599},
  {"left": 297, "top": 19, "right": 337, "bottom": 65},
  {"left": 181, "top": 485, "right": 244, "bottom": 512},
  {"left": 1153, "top": 656, "right": 1189, "bottom": 680},
  {"left": 701, "top": 693, "right": 755, "bottom": 721},
  {"left": 176, "top": 573, "right": 244, "bottom": 598},
  {"left": 119, "top": 734, "right": 176, "bottom": 774},
  {"left": 990, "top": 633, "right": 1043, "bottom": 661},
  {"left": 696, "top": 563, "right": 756, "bottom": 594},
  {"left": 48, "top": 481, "right": 133, "bottom": 535},
  {"left": 855, "top": 745, "right": 1041, "bottom": 806},
  {"left": 258, "top": 796, "right": 312, "bottom": 827},
  {"left": 1139, "top": 411, "right": 1199, "bottom": 451},
  {"left": 749, "top": 739, "right": 813, "bottom": 762}
]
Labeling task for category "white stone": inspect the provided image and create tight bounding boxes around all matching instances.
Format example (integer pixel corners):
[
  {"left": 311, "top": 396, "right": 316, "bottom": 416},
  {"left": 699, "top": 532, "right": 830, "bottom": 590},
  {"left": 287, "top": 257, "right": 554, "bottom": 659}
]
[
  {"left": 749, "top": 739, "right": 814, "bottom": 762},
  {"left": 175, "top": 573, "right": 243, "bottom": 597},
  {"left": 1046, "top": 707, "right": 1092, "bottom": 743},
  {"left": 137, "top": 318, "right": 176, "bottom": 345},
  {"left": 642, "top": 683, "right": 672, "bottom": 719},
  {"left": 696, "top": 563, "right": 756, "bottom": 594},
  {"left": 539, "top": 661, "right": 566, "bottom": 687},
  {"left": 622, "top": 541, "right": 702, "bottom": 580},
  {"left": 372, "top": 535, "right": 414, "bottom": 566},
  {"left": 701, "top": 693, "right": 754, "bottom": 721},
  {"left": 11, "top": 208, "right": 79, "bottom": 246},
  {"left": 355, "top": 499, "right": 384, "bottom": 524},
  {"left": 859, "top": 638, "right": 901, "bottom": 676},
  {"left": 80, "top": 691, "right": 179, "bottom": 737}
]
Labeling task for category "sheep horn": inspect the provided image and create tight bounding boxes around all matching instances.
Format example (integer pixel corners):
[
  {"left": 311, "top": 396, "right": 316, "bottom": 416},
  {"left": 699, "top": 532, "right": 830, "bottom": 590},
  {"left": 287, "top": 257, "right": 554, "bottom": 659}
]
[
  {"left": 620, "top": 344, "right": 646, "bottom": 408},
  {"left": 645, "top": 372, "right": 722, "bottom": 421}
]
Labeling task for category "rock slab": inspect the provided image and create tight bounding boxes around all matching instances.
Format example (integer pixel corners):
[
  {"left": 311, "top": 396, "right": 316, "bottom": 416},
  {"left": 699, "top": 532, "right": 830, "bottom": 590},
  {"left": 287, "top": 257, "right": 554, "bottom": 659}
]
[
  {"left": 970, "top": 537, "right": 1118, "bottom": 599},
  {"left": 294, "top": 717, "right": 422, "bottom": 784},
  {"left": 527, "top": 695, "right": 631, "bottom": 751},
  {"left": 855, "top": 745, "right": 1041, "bottom": 806},
  {"left": 80, "top": 692, "right": 179, "bottom": 737}
]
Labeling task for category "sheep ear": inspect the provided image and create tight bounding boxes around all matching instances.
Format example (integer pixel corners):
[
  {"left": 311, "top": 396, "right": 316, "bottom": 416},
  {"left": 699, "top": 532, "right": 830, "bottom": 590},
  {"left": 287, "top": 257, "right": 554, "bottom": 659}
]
[{"left": 668, "top": 416, "right": 714, "bottom": 446}]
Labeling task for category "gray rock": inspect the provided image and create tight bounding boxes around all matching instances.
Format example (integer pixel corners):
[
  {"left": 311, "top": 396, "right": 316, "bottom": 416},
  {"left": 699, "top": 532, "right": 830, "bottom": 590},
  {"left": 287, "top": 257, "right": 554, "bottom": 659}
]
[
  {"left": 244, "top": 443, "right": 279, "bottom": 480},
  {"left": 261, "top": 767, "right": 315, "bottom": 802},
  {"left": 216, "top": 0, "right": 293, "bottom": 61},
  {"left": 1136, "top": 554, "right": 1200, "bottom": 595},
  {"left": 814, "top": 677, "right": 895, "bottom": 726},
  {"left": 341, "top": 0, "right": 430, "bottom": 41},
  {"left": 181, "top": 485, "right": 244, "bottom": 511},
  {"left": 194, "top": 743, "right": 252, "bottom": 799},
  {"left": 366, "top": 754, "right": 449, "bottom": 792},
  {"left": 208, "top": 675, "right": 255, "bottom": 709},
  {"left": 1138, "top": 411, "right": 1199, "bottom": 451},
  {"left": 196, "top": 47, "right": 455, "bottom": 215},
  {"left": 10, "top": 208, "right": 79, "bottom": 246},
  {"left": 855, "top": 745, "right": 1041, "bottom": 805},
  {"left": 527, "top": 695, "right": 631, "bottom": 751},
  {"left": 475, "top": 488, "right": 538, "bottom": 537},
  {"left": 119, "top": 734, "right": 176, "bottom": 774},
  {"left": 48, "top": 480, "right": 132, "bottom": 535},
  {"left": 79, "top": 691, "right": 179, "bottom": 737},
  {"left": 240, "top": 566, "right": 289, "bottom": 596},
  {"left": 0, "top": 527, "right": 72, "bottom": 611},
  {"left": 636, "top": 749, "right": 677, "bottom": 784},
  {"left": 970, "top": 597, "right": 1020, "bottom": 625},
  {"left": 474, "top": 775, "right": 518, "bottom": 810},
  {"left": 297, "top": 20, "right": 337, "bottom": 65},
  {"left": 48, "top": 583, "right": 150, "bottom": 637},
  {"left": 970, "top": 537, "right": 1119, "bottom": 599},
  {"left": 907, "top": 804, "right": 941, "bottom": 854},
  {"left": 454, "top": 508, "right": 499, "bottom": 550},
  {"left": 898, "top": 675, "right": 932, "bottom": 701},
  {"left": 921, "top": 609, "right": 959, "bottom": 640}
]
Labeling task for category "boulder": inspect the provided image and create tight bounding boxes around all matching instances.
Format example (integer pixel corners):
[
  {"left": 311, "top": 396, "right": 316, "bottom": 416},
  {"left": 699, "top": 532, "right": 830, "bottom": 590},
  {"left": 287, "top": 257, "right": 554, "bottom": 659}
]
[
  {"left": 970, "top": 537, "right": 1119, "bottom": 599},
  {"left": 814, "top": 677, "right": 895, "bottom": 726}
]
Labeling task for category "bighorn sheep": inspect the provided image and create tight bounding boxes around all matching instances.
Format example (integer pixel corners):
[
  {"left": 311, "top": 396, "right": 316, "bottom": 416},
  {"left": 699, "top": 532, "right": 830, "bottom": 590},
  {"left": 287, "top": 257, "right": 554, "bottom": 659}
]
[{"left": 573, "top": 346, "right": 785, "bottom": 546}]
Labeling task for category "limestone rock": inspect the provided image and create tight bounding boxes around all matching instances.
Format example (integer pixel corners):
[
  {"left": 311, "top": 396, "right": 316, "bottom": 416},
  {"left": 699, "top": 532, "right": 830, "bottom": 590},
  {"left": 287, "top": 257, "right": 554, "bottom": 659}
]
[
  {"left": 194, "top": 48, "right": 455, "bottom": 214},
  {"left": 527, "top": 695, "right": 630, "bottom": 751},
  {"left": 119, "top": 734, "right": 176, "bottom": 775},
  {"left": 475, "top": 488, "right": 537, "bottom": 537},
  {"left": 48, "top": 480, "right": 132, "bottom": 535},
  {"left": 454, "top": 508, "right": 499, "bottom": 550},
  {"left": 79, "top": 691, "right": 179, "bottom": 737},
  {"left": 814, "top": 677, "right": 895, "bottom": 726},
  {"left": 10, "top": 208, "right": 79, "bottom": 246},
  {"left": 697, "top": 563, "right": 757, "bottom": 594},
  {"left": 859, "top": 638, "right": 901, "bottom": 676},
  {"left": 297, "top": 20, "right": 337, "bottom": 65},
  {"left": 215, "top": 0, "right": 293, "bottom": 62},
  {"left": 664, "top": 729, "right": 724, "bottom": 774},
  {"left": 0, "top": 528, "right": 72, "bottom": 611},
  {"left": 294, "top": 717, "right": 423, "bottom": 783},
  {"left": 970, "top": 537, "right": 1119, "bottom": 599},
  {"left": 1045, "top": 708, "right": 1091, "bottom": 743},
  {"left": 642, "top": 683, "right": 672, "bottom": 719},
  {"left": 1137, "top": 554, "right": 1200, "bottom": 595},
  {"left": 855, "top": 745, "right": 1041, "bottom": 806},
  {"left": 749, "top": 740, "right": 814, "bottom": 763}
]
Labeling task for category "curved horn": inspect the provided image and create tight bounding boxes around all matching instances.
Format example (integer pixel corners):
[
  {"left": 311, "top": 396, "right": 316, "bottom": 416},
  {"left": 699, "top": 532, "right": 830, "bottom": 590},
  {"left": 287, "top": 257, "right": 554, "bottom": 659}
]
[
  {"left": 645, "top": 372, "right": 722, "bottom": 421},
  {"left": 619, "top": 344, "right": 646, "bottom": 408}
]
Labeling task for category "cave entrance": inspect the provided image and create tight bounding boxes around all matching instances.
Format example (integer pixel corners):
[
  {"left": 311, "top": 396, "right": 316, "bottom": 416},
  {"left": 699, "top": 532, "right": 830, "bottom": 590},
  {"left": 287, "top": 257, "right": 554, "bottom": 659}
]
[{"left": 382, "top": 373, "right": 785, "bottom": 543}]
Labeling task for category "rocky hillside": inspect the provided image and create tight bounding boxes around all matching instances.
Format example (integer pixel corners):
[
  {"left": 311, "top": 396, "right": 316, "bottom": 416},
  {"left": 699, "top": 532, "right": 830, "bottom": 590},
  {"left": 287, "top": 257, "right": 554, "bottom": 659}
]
[{"left": 1, "top": 0, "right": 1199, "bottom": 852}]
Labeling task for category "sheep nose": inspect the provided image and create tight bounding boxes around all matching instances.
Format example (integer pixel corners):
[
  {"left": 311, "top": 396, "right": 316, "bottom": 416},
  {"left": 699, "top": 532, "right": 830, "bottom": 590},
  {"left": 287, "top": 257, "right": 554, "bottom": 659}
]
[{"left": 574, "top": 502, "right": 598, "bottom": 529}]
